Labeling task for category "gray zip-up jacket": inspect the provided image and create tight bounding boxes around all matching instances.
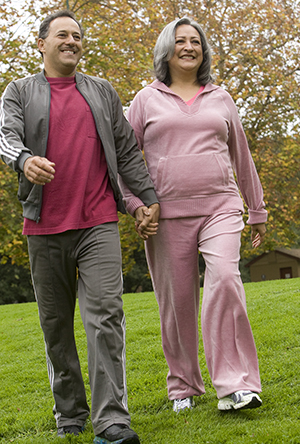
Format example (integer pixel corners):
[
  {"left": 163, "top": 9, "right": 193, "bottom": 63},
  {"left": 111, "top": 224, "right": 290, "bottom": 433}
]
[{"left": 0, "top": 71, "right": 158, "bottom": 222}]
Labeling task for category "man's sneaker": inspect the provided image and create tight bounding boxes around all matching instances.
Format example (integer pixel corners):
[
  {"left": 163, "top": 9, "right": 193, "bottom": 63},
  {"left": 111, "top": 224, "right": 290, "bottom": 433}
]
[
  {"left": 173, "top": 397, "right": 194, "bottom": 413},
  {"left": 94, "top": 424, "right": 140, "bottom": 444},
  {"left": 57, "top": 425, "right": 84, "bottom": 438},
  {"left": 218, "top": 390, "right": 262, "bottom": 411}
]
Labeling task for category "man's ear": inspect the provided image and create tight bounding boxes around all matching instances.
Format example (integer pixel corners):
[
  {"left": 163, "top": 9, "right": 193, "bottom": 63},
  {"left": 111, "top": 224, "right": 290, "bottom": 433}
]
[{"left": 37, "top": 38, "right": 45, "bottom": 54}]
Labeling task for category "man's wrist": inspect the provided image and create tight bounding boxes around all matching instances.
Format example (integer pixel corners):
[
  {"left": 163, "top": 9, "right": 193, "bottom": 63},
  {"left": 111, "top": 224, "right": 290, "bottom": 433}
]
[{"left": 18, "top": 153, "right": 32, "bottom": 172}]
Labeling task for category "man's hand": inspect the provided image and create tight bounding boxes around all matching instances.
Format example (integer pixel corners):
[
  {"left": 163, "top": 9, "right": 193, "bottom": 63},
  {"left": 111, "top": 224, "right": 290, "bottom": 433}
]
[
  {"left": 251, "top": 223, "right": 266, "bottom": 248},
  {"left": 134, "top": 203, "right": 160, "bottom": 240},
  {"left": 24, "top": 156, "right": 55, "bottom": 185}
]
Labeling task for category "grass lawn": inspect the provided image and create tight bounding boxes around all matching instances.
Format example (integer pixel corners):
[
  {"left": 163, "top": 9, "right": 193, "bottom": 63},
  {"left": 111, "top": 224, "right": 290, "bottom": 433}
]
[{"left": 0, "top": 278, "right": 299, "bottom": 443}]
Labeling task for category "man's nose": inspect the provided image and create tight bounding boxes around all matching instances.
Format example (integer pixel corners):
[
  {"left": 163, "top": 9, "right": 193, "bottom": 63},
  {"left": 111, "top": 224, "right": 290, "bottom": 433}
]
[{"left": 65, "top": 34, "right": 76, "bottom": 44}]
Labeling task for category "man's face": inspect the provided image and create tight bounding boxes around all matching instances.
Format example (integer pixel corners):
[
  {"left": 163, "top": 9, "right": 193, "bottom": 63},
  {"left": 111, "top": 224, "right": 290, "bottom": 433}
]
[{"left": 38, "top": 16, "right": 83, "bottom": 77}]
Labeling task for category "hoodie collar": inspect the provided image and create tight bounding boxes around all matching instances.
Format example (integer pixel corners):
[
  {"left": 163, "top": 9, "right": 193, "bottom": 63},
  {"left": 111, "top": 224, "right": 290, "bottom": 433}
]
[{"left": 148, "top": 79, "right": 219, "bottom": 95}]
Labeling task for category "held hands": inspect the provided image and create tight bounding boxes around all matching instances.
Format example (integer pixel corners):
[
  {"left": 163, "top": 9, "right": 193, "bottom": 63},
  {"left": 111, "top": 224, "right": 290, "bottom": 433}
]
[
  {"left": 134, "top": 203, "right": 160, "bottom": 240},
  {"left": 251, "top": 223, "right": 266, "bottom": 248},
  {"left": 23, "top": 156, "right": 55, "bottom": 185}
]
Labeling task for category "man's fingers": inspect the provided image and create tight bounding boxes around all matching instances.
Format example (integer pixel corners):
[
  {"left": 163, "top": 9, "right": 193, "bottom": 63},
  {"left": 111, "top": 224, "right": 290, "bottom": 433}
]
[{"left": 24, "top": 157, "right": 55, "bottom": 184}]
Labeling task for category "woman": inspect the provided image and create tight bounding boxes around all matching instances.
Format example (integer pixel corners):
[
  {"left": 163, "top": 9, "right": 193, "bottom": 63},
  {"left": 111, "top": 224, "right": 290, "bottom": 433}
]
[{"left": 120, "top": 17, "right": 267, "bottom": 413}]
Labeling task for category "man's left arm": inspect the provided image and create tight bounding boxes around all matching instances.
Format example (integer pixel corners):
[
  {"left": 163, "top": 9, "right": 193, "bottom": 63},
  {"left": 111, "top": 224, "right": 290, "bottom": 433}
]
[{"left": 111, "top": 87, "right": 159, "bottom": 210}]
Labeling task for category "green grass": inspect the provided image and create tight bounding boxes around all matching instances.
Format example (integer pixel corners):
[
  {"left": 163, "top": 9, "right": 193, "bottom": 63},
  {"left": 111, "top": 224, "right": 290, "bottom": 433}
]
[{"left": 1, "top": 278, "right": 300, "bottom": 443}]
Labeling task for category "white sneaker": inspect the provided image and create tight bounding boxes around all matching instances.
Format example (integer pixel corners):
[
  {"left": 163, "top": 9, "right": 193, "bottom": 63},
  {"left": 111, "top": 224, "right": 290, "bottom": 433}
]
[
  {"left": 173, "top": 397, "right": 194, "bottom": 413},
  {"left": 218, "top": 390, "right": 262, "bottom": 411}
]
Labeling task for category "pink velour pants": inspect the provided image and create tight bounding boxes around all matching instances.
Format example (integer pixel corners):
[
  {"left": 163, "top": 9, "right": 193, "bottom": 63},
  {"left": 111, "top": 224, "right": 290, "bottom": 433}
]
[{"left": 145, "top": 212, "right": 261, "bottom": 400}]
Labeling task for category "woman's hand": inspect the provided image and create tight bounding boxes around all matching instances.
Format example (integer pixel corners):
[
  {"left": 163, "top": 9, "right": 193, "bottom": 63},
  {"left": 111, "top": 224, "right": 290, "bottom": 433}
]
[
  {"left": 134, "top": 203, "right": 160, "bottom": 240},
  {"left": 251, "top": 223, "right": 266, "bottom": 248}
]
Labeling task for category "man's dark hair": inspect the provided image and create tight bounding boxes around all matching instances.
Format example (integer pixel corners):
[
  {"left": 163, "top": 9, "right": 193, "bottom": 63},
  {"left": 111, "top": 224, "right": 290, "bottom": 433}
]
[{"left": 38, "top": 10, "right": 84, "bottom": 40}]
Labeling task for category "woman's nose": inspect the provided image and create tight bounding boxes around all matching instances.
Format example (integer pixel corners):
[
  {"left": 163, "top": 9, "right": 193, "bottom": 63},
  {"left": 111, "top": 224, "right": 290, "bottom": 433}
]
[{"left": 184, "top": 40, "right": 193, "bottom": 50}]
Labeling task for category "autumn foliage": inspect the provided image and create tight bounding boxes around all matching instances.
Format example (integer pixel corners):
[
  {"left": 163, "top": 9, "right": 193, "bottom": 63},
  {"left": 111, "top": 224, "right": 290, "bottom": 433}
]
[{"left": 0, "top": 0, "right": 299, "bottom": 274}]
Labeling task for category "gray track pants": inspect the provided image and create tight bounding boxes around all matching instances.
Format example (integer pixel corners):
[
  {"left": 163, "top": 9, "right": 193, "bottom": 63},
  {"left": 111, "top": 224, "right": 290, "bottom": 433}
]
[{"left": 27, "top": 223, "right": 131, "bottom": 435}]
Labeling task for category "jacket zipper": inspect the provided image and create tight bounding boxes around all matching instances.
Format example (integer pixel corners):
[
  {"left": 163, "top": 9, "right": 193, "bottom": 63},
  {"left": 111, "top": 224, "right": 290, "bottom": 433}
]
[{"left": 36, "top": 81, "right": 51, "bottom": 223}]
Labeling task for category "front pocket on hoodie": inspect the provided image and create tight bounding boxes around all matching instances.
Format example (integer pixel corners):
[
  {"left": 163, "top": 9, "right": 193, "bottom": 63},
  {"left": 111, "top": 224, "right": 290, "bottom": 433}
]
[{"left": 156, "top": 153, "right": 229, "bottom": 200}]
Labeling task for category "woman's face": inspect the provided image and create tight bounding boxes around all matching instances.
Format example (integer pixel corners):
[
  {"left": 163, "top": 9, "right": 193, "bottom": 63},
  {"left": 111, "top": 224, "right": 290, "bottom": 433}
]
[{"left": 168, "top": 24, "right": 203, "bottom": 79}]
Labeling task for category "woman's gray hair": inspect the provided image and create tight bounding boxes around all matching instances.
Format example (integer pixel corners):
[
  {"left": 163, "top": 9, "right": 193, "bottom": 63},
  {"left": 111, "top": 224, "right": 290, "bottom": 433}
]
[{"left": 153, "top": 17, "right": 213, "bottom": 86}]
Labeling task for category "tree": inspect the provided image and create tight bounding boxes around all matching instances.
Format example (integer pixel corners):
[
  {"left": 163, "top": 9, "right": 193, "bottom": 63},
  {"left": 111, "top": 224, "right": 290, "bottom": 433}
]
[
  {"left": 0, "top": 0, "right": 45, "bottom": 267},
  {"left": 0, "top": 0, "right": 299, "bottom": 278},
  {"left": 0, "top": 0, "right": 41, "bottom": 92},
  {"left": 0, "top": 163, "right": 28, "bottom": 265},
  {"left": 57, "top": 0, "right": 300, "bottom": 258},
  {"left": 248, "top": 135, "right": 300, "bottom": 253}
]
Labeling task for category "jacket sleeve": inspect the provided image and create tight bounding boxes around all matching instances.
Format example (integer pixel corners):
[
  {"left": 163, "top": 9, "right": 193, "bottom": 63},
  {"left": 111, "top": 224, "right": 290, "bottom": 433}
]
[
  {"left": 110, "top": 86, "right": 159, "bottom": 213},
  {"left": 117, "top": 91, "right": 149, "bottom": 216},
  {"left": 224, "top": 92, "right": 268, "bottom": 225},
  {"left": 0, "top": 82, "right": 32, "bottom": 172}
]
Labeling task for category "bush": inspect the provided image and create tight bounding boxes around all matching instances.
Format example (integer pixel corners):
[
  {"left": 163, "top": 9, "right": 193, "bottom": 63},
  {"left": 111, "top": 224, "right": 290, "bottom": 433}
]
[{"left": 0, "top": 258, "right": 34, "bottom": 305}]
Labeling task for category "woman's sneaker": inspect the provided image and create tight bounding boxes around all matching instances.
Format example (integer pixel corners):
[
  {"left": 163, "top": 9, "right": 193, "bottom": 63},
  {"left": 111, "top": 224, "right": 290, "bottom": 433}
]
[
  {"left": 218, "top": 390, "right": 262, "bottom": 411},
  {"left": 173, "top": 396, "right": 194, "bottom": 413}
]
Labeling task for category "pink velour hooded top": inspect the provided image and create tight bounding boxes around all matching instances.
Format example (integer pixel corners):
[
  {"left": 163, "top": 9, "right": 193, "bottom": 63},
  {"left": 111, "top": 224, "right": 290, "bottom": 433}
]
[{"left": 120, "top": 80, "right": 267, "bottom": 225}]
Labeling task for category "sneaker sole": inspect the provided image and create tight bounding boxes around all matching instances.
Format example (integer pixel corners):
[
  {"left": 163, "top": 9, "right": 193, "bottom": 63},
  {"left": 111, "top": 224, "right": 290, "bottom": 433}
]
[
  {"left": 218, "top": 394, "right": 262, "bottom": 411},
  {"left": 173, "top": 404, "right": 194, "bottom": 413},
  {"left": 94, "top": 436, "right": 140, "bottom": 444},
  {"left": 233, "top": 394, "right": 262, "bottom": 410},
  {"left": 173, "top": 397, "right": 195, "bottom": 413}
]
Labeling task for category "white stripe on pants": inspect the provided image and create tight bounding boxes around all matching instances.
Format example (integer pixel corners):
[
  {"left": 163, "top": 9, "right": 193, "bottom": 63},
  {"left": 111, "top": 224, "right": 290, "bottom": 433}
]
[{"left": 145, "top": 212, "right": 261, "bottom": 400}]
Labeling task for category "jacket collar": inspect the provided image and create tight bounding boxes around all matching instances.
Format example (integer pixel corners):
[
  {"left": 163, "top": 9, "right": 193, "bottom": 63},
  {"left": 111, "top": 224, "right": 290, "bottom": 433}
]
[{"left": 35, "top": 70, "right": 84, "bottom": 84}]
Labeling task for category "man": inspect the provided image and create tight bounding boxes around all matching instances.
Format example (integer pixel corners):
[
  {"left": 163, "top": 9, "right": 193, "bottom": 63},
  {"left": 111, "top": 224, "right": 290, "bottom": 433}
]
[{"left": 0, "top": 10, "right": 159, "bottom": 444}]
